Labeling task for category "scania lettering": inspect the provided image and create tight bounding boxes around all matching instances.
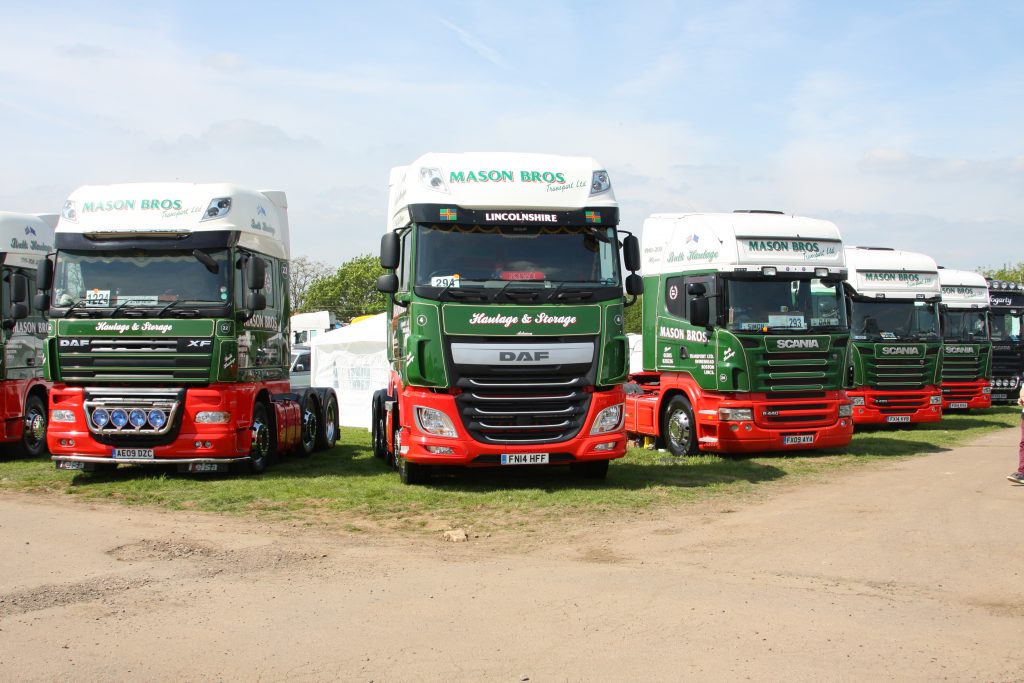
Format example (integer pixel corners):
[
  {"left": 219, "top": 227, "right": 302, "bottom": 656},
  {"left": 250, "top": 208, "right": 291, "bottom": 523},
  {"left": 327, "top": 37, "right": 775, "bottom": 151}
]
[
  {"left": 986, "top": 279, "right": 1024, "bottom": 403},
  {"left": 845, "top": 247, "right": 943, "bottom": 424},
  {"left": 373, "top": 153, "right": 642, "bottom": 484},
  {"left": 1, "top": 212, "right": 57, "bottom": 457},
  {"left": 937, "top": 268, "right": 991, "bottom": 410},
  {"left": 624, "top": 210, "right": 854, "bottom": 455},
  {"left": 39, "top": 183, "right": 339, "bottom": 474}
]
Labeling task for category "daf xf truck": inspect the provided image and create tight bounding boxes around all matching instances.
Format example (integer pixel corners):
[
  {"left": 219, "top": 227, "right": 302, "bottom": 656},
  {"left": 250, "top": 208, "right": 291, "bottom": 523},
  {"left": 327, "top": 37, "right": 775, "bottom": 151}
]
[
  {"left": 987, "top": 278, "right": 1024, "bottom": 404},
  {"left": 38, "top": 183, "right": 338, "bottom": 473},
  {"left": 844, "top": 246, "right": 943, "bottom": 425},
  {"left": 624, "top": 210, "right": 854, "bottom": 455},
  {"left": 938, "top": 268, "right": 992, "bottom": 410},
  {"left": 373, "top": 153, "right": 642, "bottom": 484},
  {"left": 1, "top": 212, "right": 57, "bottom": 456}
]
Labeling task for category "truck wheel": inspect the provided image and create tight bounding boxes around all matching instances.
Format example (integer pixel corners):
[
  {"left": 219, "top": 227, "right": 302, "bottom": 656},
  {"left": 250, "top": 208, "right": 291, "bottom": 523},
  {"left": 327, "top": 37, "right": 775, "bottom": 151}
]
[
  {"left": 315, "top": 392, "right": 339, "bottom": 451},
  {"left": 371, "top": 392, "right": 388, "bottom": 460},
  {"left": 397, "top": 450, "right": 431, "bottom": 485},
  {"left": 248, "top": 402, "right": 275, "bottom": 474},
  {"left": 663, "top": 395, "right": 697, "bottom": 456},
  {"left": 570, "top": 459, "right": 610, "bottom": 480},
  {"left": 296, "top": 392, "right": 318, "bottom": 457},
  {"left": 16, "top": 394, "right": 48, "bottom": 458}
]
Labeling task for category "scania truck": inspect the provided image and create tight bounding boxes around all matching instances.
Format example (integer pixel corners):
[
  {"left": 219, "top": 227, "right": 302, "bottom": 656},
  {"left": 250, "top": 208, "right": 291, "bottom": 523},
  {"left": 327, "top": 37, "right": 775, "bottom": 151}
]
[
  {"left": 1, "top": 212, "right": 57, "bottom": 456},
  {"left": 372, "top": 153, "right": 642, "bottom": 484},
  {"left": 987, "top": 278, "right": 1024, "bottom": 404},
  {"left": 38, "top": 183, "right": 338, "bottom": 473},
  {"left": 624, "top": 210, "right": 854, "bottom": 455},
  {"left": 844, "top": 246, "right": 943, "bottom": 425},
  {"left": 938, "top": 268, "right": 992, "bottom": 411}
]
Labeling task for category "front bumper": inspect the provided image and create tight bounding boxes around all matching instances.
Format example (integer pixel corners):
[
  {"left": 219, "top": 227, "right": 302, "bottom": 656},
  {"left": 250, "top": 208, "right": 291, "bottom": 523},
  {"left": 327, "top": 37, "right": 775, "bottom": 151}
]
[
  {"left": 847, "top": 388, "right": 943, "bottom": 425},
  {"left": 697, "top": 394, "right": 853, "bottom": 453},
  {"left": 399, "top": 385, "right": 626, "bottom": 466},
  {"left": 941, "top": 380, "right": 992, "bottom": 410}
]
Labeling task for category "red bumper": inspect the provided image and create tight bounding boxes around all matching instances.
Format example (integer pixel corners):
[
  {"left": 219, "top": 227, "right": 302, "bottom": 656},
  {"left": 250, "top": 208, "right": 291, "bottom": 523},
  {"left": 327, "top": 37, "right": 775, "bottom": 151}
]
[
  {"left": 941, "top": 380, "right": 992, "bottom": 410},
  {"left": 398, "top": 385, "right": 626, "bottom": 466},
  {"left": 46, "top": 384, "right": 251, "bottom": 462},
  {"left": 847, "top": 388, "right": 943, "bottom": 425},
  {"left": 697, "top": 394, "right": 853, "bottom": 453}
]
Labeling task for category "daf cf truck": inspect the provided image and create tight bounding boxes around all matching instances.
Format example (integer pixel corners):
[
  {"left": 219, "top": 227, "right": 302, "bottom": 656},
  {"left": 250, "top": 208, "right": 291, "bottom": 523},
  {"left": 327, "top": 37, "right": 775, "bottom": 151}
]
[
  {"left": 1, "top": 212, "right": 57, "bottom": 457},
  {"left": 372, "top": 153, "right": 642, "bottom": 484},
  {"left": 624, "top": 210, "right": 854, "bottom": 456},
  {"left": 938, "top": 268, "right": 992, "bottom": 411},
  {"left": 844, "top": 246, "right": 943, "bottom": 425},
  {"left": 987, "top": 278, "right": 1024, "bottom": 404},
  {"left": 38, "top": 183, "right": 339, "bottom": 473}
]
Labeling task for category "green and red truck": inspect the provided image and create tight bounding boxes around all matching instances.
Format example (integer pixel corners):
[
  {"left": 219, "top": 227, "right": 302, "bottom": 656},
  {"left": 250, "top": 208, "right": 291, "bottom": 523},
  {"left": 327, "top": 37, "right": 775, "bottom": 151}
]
[
  {"left": 1, "top": 212, "right": 56, "bottom": 456},
  {"left": 844, "top": 246, "right": 943, "bottom": 425},
  {"left": 937, "top": 267, "right": 991, "bottom": 411},
  {"left": 38, "top": 183, "right": 338, "bottom": 473},
  {"left": 625, "top": 211, "right": 854, "bottom": 455},
  {"left": 372, "top": 153, "right": 642, "bottom": 484}
]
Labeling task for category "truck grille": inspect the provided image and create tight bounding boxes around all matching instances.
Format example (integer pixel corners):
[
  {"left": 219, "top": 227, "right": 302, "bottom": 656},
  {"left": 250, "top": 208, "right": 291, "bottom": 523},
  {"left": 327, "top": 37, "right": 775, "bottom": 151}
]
[
  {"left": 866, "top": 393, "right": 931, "bottom": 414},
  {"left": 941, "top": 354, "right": 981, "bottom": 382},
  {"left": 992, "top": 344, "right": 1023, "bottom": 377},
  {"left": 754, "top": 395, "right": 835, "bottom": 428},
  {"left": 861, "top": 346, "right": 938, "bottom": 390},
  {"left": 58, "top": 337, "right": 212, "bottom": 383},
  {"left": 754, "top": 351, "right": 834, "bottom": 391}
]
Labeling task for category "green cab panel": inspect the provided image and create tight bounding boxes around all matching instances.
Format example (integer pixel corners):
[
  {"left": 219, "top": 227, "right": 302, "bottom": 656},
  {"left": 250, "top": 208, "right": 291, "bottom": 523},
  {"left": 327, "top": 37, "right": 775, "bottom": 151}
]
[{"left": 441, "top": 303, "right": 602, "bottom": 336}]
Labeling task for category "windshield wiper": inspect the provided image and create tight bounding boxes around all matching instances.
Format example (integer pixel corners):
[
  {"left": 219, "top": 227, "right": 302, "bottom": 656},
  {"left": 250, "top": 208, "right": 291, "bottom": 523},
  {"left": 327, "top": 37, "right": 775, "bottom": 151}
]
[
  {"left": 109, "top": 301, "right": 150, "bottom": 318},
  {"left": 493, "top": 281, "right": 540, "bottom": 302},
  {"left": 156, "top": 299, "right": 212, "bottom": 318},
  {"left": 546, "top": 282, "right": 595, "bottom": 302},
  {"left": 63, "top": 299, "right": 95, "bottom": 318}
]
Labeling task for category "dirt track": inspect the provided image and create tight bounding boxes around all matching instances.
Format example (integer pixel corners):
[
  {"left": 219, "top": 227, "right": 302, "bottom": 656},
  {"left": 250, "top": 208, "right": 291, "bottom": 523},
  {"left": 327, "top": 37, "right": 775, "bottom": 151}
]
[{"left": 2, "top": 427, "right": 1023, "bottom": 682}]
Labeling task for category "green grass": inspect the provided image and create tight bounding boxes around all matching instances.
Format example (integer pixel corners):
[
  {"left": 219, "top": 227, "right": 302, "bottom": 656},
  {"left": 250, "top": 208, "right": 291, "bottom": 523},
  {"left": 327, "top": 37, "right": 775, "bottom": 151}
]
[{"left": 1, "top": 407, "right": 1018, "bottom": 531}]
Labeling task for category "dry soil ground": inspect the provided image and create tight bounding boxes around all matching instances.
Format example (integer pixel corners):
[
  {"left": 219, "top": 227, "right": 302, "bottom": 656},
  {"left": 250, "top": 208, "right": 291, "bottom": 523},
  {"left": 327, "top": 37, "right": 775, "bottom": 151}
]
[{"left": 1, "top": 427, "right": 1023, "bottom": 682}]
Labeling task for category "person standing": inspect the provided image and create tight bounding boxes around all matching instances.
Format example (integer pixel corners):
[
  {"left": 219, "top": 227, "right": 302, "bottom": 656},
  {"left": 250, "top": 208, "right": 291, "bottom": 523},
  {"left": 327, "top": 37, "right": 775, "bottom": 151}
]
[{"left": 1010, "top": 395, "right": 1024, "bottom": 485}]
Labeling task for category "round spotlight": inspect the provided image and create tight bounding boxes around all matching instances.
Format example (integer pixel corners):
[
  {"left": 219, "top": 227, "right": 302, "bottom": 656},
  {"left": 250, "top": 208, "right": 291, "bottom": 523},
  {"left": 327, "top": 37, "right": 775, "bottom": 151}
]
[
  {"left": 91, "top": 408, "right": 110, "bottom": 428},
  {"left": 110, "top": 409, "right": 128, "bottom": 429},
  {"left": 129, "top": 409, "right": 147, "bottom": 429},
  {"left": 148, "top": 410, "right": 167, "bottom": 429}
]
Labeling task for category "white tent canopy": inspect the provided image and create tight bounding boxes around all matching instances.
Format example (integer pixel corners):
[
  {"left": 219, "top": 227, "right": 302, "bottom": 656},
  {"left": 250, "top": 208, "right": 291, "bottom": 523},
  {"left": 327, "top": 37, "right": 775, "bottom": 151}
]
[{"left": 309, "top": 313, "right": 389, "bottom": 430}]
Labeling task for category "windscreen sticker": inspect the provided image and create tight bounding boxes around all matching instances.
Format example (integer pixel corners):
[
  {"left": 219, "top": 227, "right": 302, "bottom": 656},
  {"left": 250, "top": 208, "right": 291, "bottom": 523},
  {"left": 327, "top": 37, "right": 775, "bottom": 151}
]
[
  {"left": 116, "top": 295, "right": 158, "bottom": 305},
  {"left": 85, "top": 289, "right": 111, "bottom": 307},
  {"left": 430, "top": 274, "right": 460, "bottom": 288},
  {"left": 768, "top": 314, "right": 805, "bottom": 329}
]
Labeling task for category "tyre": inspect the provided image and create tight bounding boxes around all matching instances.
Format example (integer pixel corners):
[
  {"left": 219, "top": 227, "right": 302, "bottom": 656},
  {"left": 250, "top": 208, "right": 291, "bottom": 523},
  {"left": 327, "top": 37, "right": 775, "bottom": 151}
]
[
  {"left": 397, "top": 453, "right": 431, "bottom": 485},
  {"left": 570, "top": 459, "right": 610, "bottom": 480},
  {"left": 315, "top": 391, "right": 339, "bottom": 451},
  {"left": 248, "top": 401, "right": 275, "bottom": 474},
  {"left": 15, "top": 393, "right": 48, "bottom": 458},
  {"left": 662, "top": 395, "right": 697, "bottom": 456},
  {"left": 296, "top": 392, "right": 318, "bottom": 457},
  {"left": 371, "top": 392, "right": 388, "bottom": 460}
]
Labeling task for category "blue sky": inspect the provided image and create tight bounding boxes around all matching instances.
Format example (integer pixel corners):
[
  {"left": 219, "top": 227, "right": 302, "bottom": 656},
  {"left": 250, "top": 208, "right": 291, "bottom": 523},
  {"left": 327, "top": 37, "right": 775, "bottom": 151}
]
[{"left": 1, "top": 0, "right": 1021, "bottom": 270}]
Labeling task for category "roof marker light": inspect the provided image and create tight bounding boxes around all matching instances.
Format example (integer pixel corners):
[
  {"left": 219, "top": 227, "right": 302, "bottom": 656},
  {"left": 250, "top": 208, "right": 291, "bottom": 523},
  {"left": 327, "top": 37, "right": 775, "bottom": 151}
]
[
  {"left": 590, "top": 170, "right": 611, "bottom": 195},
  {"left": 62, "top": 200, "right": 77, "bottom": 222},
  {"left": 201, "top": 197, "right": 232, "bottom": 221},
  {"left": 419, "top": 167, "right": 450, "bottom": 194},
  {"left": 762, "top": 266, "right": 777, "bottom": 276}
]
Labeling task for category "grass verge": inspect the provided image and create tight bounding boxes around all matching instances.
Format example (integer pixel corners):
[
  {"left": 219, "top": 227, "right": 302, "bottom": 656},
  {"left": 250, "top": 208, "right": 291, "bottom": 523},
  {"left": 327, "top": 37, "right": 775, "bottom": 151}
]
[{"left": 1, "top": 407, "right": 1018, "bottom": 531}]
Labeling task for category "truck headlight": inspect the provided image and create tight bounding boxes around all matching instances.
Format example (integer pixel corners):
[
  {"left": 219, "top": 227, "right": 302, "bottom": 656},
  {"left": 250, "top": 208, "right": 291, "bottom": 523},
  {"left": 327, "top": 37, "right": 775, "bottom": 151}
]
[
  {"left": 414, "top": 406, "right": 457, "bottom": 438},
  {"left": 929, "top": 395, "right": 942, "bottom": 405},
  {"left": 718, "top": 407, "right": 753, "bottom": 421},
  {"left": 196, "top": 411, "right": 231, "bottom": 424},
  {"left": 982, "top": 385, "right": 992, "bottom": 394},
  {"left": 838, "top": 404, "right": 853, "bottom": 417},
  {"left": 51, "top": 410, "right": 76, "bottom": 423},
  {"left": 850, "top": 396, "right": 866, "bottom": 406},
  {"left": 591, "top": 404, "right": 624, "bottom": 434}
]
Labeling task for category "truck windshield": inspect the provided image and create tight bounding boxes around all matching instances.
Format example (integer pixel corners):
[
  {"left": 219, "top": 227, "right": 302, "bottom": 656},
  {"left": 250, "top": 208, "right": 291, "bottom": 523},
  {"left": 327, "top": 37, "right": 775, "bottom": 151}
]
[
  {"left": 415, "top": 224, "right": 620, "bottom": 288},
  {"left": 726, "top": 278, "right": 847, "bottom": 332},
  {"left": 990, "top": 313, "right": 1022, "bottom": 342},
  {"left": 52, "top": 249, "right": 231, "bottom": 309},
  {"left": 942, "top": 309, "right": 989, "bottom": 342},
  {"left": 850, "top": 300, "right": 940, "bottom": 341}
]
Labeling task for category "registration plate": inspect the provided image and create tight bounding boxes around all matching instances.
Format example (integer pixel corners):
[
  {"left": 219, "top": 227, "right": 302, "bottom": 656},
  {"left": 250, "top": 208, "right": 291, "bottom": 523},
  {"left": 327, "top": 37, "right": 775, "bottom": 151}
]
[
  {"left": 948, "top": 402, "right": 969, "bottom": 409},
  {"left": 186, "top": 462, "right": 221, "bottom": 473},
  {"left": 886, "top": 416, "right": 912, "bottom": 423},
  {"left": 500, "top": 453, "right": 549, "bottom": 465},
  {"left": 783, "top": 435, "right": 814, "bottom": 445},
  {"left": 993, "top": 394, "right": 1007, "bottom": 401},
  {"left": 56, "top": 460, "right": 85, "bottom": 471},
  {"left": 112, "top": 448, "right": 155, "bottom": 459}
]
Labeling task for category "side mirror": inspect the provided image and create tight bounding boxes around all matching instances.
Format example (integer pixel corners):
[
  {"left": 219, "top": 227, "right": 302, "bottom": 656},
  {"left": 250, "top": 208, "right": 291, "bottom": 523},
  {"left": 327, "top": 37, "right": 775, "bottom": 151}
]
[
  {"left": 245, "top": 257, "right": 267, "bottom": 290},
  {"left": 10, "top": 303, "right": 28, "bottom": 320},
  {"left": 36, "top": 258, "right": 53, "bottom": 291},
  {"left": 246, "top": 292, "right": 267, "bottom": 311},
  {"left": 687, "top": 282, "right": 707, "bottom": 297},
  {"left": 625, "top": 273, "right": 643, "bottom": 296},
  {"left": 690, "top": 297, "right": 710, "bottom": 328},
  {"left": 377, "top": 273, "right": 399, "bottom": 294},
  {"left": 11, "top": 273, "right": 29, "bottom": 305},
  {"left": 380, "top": 232, "right": 400, "bottom": 270},
  {"left": 294, "top": 364, "right": 305, "bottom": 372},
  {"left": 623, "top": 234, "right": 641, "bottom": 273},
  {"left": 34, "top": 293, "right": 50, "bottom": 312}
]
